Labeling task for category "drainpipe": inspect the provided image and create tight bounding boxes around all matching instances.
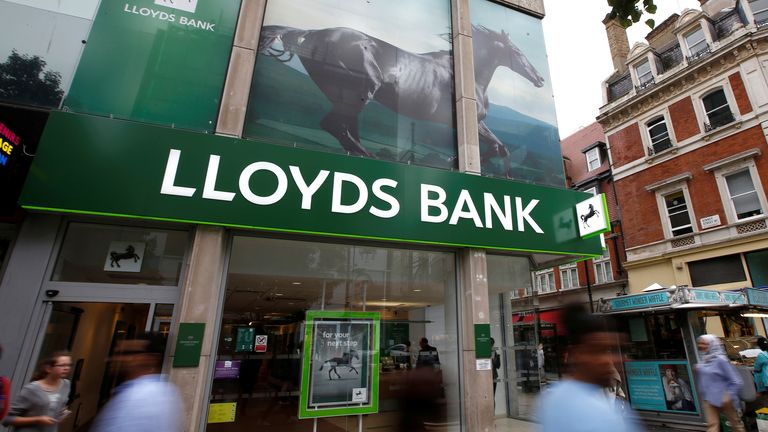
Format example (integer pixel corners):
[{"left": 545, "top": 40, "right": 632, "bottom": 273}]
[{"left": 583, "top": 260, "right": 594, "bottom": 313}]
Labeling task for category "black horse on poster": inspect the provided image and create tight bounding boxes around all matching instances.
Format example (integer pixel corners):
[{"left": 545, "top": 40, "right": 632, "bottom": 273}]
[
  {"left": 318, "top": 350, "right": 360, "bottom": 380},
  {"left": 258, "top": 24, "right": 544, "bottom": 177}
]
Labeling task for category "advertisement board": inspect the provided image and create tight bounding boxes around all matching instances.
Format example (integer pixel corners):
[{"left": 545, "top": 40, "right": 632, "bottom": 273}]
[
  {"left": 299, "top": 311, "right": 380, "bottom": 418},
  {"left": 625, "top": 361, "right": 699, "bottom": 414},
  {"left": 245, "top": 0, "right": 456, "bottom": 170},
  {"left": 470, "top": 0, "right": 565, "bottom": 187},
  {"left": 64, "top": 0, "right": 240, "bottom": 132}
]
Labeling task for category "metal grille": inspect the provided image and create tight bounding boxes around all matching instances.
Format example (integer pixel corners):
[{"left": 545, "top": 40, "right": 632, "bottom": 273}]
[
  {"left": 736, "top": 219, "right": 767, "bottom": 234},
  {"left": 608, "top": 72, "right": 632, "bottom": 102},
  {"left": 671, "top": 237, "right": 696, "bottom": 248}
]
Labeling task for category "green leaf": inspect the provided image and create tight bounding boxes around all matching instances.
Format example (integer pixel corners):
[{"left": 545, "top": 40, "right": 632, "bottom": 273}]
[{"left": 645, "top": 18, "right": 655, "bottom": 28}]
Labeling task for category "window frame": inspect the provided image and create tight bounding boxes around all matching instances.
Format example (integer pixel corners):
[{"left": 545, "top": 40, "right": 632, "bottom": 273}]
[
  {"left": 711, "top": 158, "right": 768, "bottom": 224},
  {"left": 697, "top": 85, "right": 738, "bottom": 132},
  {"left": 593, "top": 249, "right": 613, "bottom": 285},
  {"left": 586, "top": 147, "right": 601, "bottom": 171},
  {"left": 645, "top": 115, "right": 674, "bottom": 155},
  {"left": 559, "top": 263, "right": 579, "bottom": 290},
  {"left": 533, "top": 269, "right": 555, "bottom": 294},
  {"left": 749, "top": 0, "right": 768, "bottom": 26},
  {"left": 654, "top": 184, "right": 697, "bottom": 239},
  {"left": 683, "top": 26, "right": 709, "bottom": 58}
]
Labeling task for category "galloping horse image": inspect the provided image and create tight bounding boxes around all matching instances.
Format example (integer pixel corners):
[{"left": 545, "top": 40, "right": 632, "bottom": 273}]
[
  {"left": 580, "top": 204, "right": 600, "bottom": 228},
  {"left": 258, "top": 25, "right": 544, "bottom": 177},
  {"left": 318, "top": 350, "right": 359, "bottom": 380}
]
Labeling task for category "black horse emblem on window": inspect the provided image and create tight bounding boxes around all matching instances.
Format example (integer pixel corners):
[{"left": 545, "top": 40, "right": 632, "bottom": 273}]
[
  {"left": 109, "top": 245, "right": 141, "bottom": 268},
  {"left": 580, "top": 204, "right": 600, "bottom": 228}
]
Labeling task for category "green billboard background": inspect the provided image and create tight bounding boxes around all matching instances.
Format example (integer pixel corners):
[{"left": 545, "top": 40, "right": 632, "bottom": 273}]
[{"left": 63, "top": 0, "right": 241, "bottom": 132}]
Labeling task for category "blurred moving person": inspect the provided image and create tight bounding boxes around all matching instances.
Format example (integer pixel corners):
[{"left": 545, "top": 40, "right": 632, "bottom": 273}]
[
  {"left": 2, "top": 352, "right": 72, "bottom": 432},
  {"left": 535, "top": 305, "right": 641, "bottom": 432},
  {"left": 1, "top": 344, "right": 10, "bottom": 421},
  {"left": 91, "top": 333, "right": 182, "bottom": 432},
  {"left": 696, "top": 334, "right": 745, "bottom": 432}
]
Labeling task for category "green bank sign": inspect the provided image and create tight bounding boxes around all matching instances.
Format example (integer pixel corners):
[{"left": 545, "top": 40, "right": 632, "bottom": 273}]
[{"left": 21, "top": 112, "right": 602, "bottom": 256}]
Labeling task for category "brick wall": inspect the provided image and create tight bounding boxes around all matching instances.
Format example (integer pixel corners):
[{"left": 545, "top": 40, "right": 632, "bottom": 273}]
[
  {"left": 729, "top": 72, "right": 753, "bottom": 115},
  {"left": 616, "top": 125, "right": 768, "bottom": 248},
  {"left": 607, "top": 123, "right": 644, "bottom": 168},
  {"left": 669, "top": 96, "right": 701, "bottom": 142}
]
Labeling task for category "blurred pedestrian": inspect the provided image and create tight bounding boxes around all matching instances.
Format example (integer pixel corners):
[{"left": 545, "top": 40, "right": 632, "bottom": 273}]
[
  {"left": 491, "top": 338, "right": 501, "bottom": 397},
  {"left": 535, "top": 305, "right": 641, "bottom": 432},
  {"left": 696, "top": 334, "right": 745, "bottom": 432},
  {"left": 90, "top": 333, "right": 182, "bottom": 432},
  {"left": 2, "top": 352, "right": 72, "bottom": 432},
  {"left": 1, "top": 344, "right": 11, "bottom": 421},
  {"left": 753, "top": 337, "right": 768, "bottom": 395}
]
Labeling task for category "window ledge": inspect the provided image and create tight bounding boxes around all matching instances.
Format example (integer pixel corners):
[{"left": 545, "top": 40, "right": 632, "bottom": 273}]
[
  {"left": 645, "top": 145, "right": 678, "bottom": 164},
  {"left": 703, "top": 148, "right": 762, "bottom": 172},
  {"left": 701, "top": 118, "right": 743, "bottom": 141}
]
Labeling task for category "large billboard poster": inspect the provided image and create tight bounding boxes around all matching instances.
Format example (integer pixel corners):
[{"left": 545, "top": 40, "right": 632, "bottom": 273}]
[
  {"left": 63, "top": 0, "right": 241, "bottom": 133},
  {"left": 625, "top": 361, "right": 699, "bottom": 414},
  {"left": 299, "top": 311, "right": 380, "bottom": 418},
  {"left": 245, "top": 0, "right": 457, "bottom": 170},
  {"left": 470, "top": 0, "right": 565, "bottom": 187}
]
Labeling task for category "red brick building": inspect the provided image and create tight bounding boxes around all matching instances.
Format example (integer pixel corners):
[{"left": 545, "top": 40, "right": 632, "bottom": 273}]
[{"left": 598, "top": 1, "right": 768, "bottom": 293}]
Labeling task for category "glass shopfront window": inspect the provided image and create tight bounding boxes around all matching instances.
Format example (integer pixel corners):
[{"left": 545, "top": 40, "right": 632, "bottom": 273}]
[
  {"left": 208, "top": 236, "right": 459, "bottom": 431},
  {"left": 51, "top": 222, "right": 188, "bottom": 285}
]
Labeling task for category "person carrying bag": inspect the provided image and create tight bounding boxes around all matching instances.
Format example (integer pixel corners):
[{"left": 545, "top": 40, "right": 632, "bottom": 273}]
[{"left": 754, "top": 337, "right": 768, "bottom": 395}]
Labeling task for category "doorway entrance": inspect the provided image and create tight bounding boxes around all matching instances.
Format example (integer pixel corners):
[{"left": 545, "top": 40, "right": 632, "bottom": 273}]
[{"left": 30, "top": 301, "right": 174, "bottom": 432}]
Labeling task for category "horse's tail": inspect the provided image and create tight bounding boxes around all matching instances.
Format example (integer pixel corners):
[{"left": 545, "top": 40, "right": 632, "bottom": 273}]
[
  {"left": 319, "top": 361, "right": 325, "bottom": 371},
  {"left": 258, "top": 25, "right": 305, "bottom": 55}
]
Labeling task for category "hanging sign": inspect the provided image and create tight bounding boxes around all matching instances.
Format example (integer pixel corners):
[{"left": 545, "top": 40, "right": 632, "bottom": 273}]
[
  {"left": 576, "top": 194, "right": 611, "bottom": 239},
  {"left": 299, "top": 310, "right": 380, "bottom": 419}
]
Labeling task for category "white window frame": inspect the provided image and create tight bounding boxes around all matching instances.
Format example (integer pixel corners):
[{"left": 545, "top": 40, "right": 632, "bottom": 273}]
[
  {"left": 748, "top": 0, "right": 768, "bottom": 26},
  {"left": 694, "top": 83, "right": 739, "bottom": 132},
  {"left": 559, "top": 263, "right": 579, "bottom": 290},
  {"left": 635, "top": 59, "right": 654, "bottom": 87},
  {"left": 710, "top": 157, "right": 768, "bottom": 223},
  {"left": 683, "top": 26, "right": 709, "bottom": 58},
  {"left": 645, "top": 115, "right": 674, "bottom": 155},
  {"left": 654, "top": 183, "right": 697, "bottom": 239},
  {"left": 586, "top": 147, "right": 601, "bottom": 171},
  {"left": 594, "top": 249, "right": 613, "bottom": 285},
  {"left": 533, "top": 269, "right": 555, "bottom": 294},
  {"left": 583, "top": 186, "right": 598, "bottom": 196}
]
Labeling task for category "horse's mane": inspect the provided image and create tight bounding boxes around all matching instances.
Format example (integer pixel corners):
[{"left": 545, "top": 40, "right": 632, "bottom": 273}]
[{"left": 472, "top": 24, "right": 512, "bottom": 46}]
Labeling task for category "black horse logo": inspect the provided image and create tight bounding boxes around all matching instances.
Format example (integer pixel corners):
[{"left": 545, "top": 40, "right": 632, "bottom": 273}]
[
  {"left": 109, "top": 245, "right": 141, "bottom": 268},
  {"left": 580, "top": 204, "right": 600, "bottom": 228},
  {"left": 318, "top": 350, "right": 360, "bottom": 380}
]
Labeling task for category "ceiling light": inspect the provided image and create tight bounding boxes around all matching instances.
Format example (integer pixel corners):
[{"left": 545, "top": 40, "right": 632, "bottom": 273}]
[
  {"left": 275, "top": 293, "right": 284, "bottom": 296},
  {"left": 742, "top": 312, "right": 768, "bottom": 318},
  {"left": 413, "top": 289, "right": 422, "bottom": 292},
  {"left": 292, "top": 282, "right": 302, "bottom": 285}
]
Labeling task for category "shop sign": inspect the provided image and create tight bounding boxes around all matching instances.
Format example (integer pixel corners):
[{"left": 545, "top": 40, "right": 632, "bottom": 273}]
[
  {"left": 575, "top": 194, "right": 611, "bottom": 239},
  {"left": 474, "top": 323, "right": 492, "bottom": 359},
  {"left": 213, "top": 360, "right": 241, "bottom": 379},
  {"left": 173, "top": 322, "right": 205, "bottom": 367},
  {"left": 624, "top": 361, "right": 699, "bottom": 415},
  {"left": 64, "top": 0, "right": 240, "bottom": 132},
  {"left": 299, "top": 310, "right": 380, "bottom": 418},
  {"left": 607, "top": 292, "right": 671, "bottom": 312},
  {"left": 21, "top": 113, "right": 604, "bottom": 257},
  {"left": 747, "top": 289, "right": 768, "bottom": 307},
  {"left": 0, "top": 121, "right": 19, "bottom": 169},
  {"left": 688, "top": 289, "right": 745, "bottom": 305}
]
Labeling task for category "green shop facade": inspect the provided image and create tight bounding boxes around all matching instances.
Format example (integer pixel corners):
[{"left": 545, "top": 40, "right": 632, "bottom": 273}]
[{"left": 0, "top": 0, "right": 604, "bottom": 431}]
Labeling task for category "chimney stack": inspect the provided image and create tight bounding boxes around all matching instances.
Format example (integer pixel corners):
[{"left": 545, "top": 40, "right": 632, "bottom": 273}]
[{"left": 603, "top": 16, "right": 630, "bottom": 74}]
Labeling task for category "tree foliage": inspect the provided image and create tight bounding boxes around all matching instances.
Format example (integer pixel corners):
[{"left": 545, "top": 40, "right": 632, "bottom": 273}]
[
  {"left": 606, "top": 0, "right": 659, "bottom": 29},
  {"left": 0, "top": 50, "right": 64, "bottom": 108}
]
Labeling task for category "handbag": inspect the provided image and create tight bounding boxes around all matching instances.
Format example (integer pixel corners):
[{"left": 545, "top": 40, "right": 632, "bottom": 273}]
[{"left": 735, "top": 364, "right": 757, "bottom": 402}]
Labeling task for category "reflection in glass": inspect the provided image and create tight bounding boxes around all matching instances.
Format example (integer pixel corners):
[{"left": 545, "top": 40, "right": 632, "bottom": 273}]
[
  {"left": 51, "top": 223, "right": 189, "bottom": 286},
  {"left": 244, "top": 0, "right": 457, "bottom": 170},
  {"left": 209, "top": 236, "right": 459, "bottom": 431}
]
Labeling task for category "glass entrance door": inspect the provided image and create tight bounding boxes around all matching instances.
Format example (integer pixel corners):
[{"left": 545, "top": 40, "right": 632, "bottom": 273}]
[{"left": 30, "top": 301, "right": 173, "bottom": 432}]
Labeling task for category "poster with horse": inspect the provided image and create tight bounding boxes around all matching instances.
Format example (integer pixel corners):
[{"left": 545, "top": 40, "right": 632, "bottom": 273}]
[
  {"left": 299, "top": 310, "right": 380, "bottom": 418},
  {"left": 246, "top": 0, "right": 457, "bottom": 170},
  {"left": 470, "top": 0, "right": 565, "bottom": 187}
]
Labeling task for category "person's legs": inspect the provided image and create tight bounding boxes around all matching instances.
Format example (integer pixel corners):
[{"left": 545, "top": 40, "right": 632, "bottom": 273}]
[
  {"left": 721, "top": 401, "right": 746, "bottom": 432},
  {"left": 703, "top": 401, "right": 721, "bottom": 432}
]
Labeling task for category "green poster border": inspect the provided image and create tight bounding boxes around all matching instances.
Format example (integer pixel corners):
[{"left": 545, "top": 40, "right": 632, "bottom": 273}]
[
  {"left": 580, "top": 193, "right": 612, "bottom": 240},
  {"left": 299, "top": 311, "right": 381, "bottom": 419}
]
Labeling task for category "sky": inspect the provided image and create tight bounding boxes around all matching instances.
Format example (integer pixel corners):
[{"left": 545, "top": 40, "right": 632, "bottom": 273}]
[{"left": 542, "top": 0, "right": 702, "bottom": 139}]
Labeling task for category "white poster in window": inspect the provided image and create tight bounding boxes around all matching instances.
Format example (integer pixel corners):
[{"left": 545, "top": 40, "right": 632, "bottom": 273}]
[{"left": 104, "top": 241, "right": 145, "bottom": 272}]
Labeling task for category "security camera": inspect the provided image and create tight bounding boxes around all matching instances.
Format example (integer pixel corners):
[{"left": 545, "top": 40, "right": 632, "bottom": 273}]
[{"left": 45, "top": 290, "right": 59, "bottom": 298}]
